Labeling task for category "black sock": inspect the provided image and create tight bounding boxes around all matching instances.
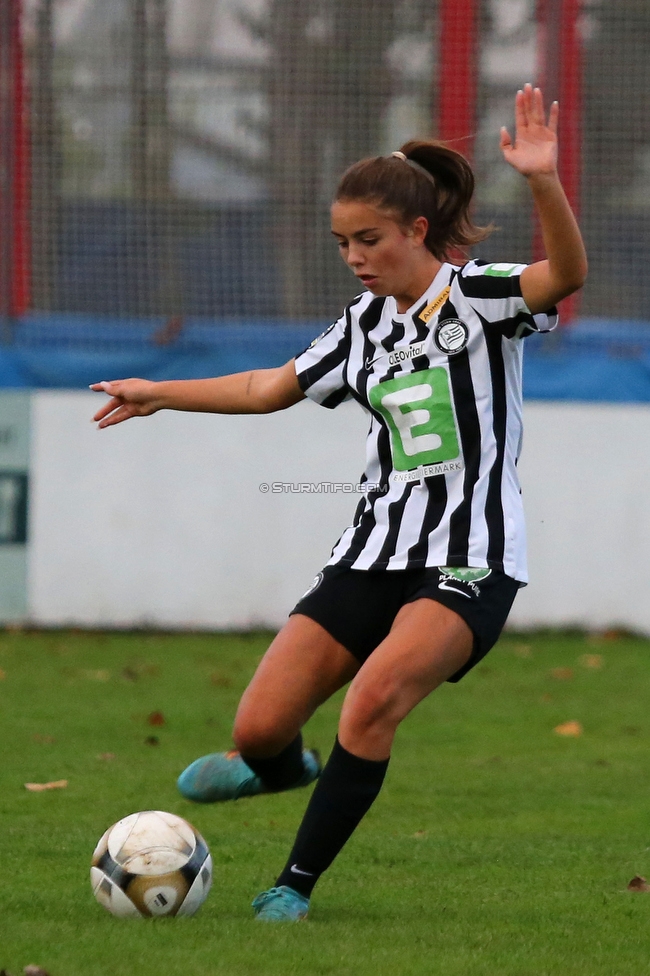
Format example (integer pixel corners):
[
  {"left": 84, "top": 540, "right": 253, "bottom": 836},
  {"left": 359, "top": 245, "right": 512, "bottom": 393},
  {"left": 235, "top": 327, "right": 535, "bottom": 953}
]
[
  {"left": 241, "top": 734, "right": 306, "bottom": 791},
  {"left": 275, "top": 737, "right": 389, "bottom": 898}
]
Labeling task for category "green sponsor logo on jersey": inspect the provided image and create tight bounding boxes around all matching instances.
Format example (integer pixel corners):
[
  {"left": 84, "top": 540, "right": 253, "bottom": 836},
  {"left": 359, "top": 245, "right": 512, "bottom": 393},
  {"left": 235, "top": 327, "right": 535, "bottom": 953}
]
[
  {"left": 484, "top": 263, "right": 519, "bottom": 277},
  {"left": 368, "top": 368, "right": 460, "bottom": 472}
]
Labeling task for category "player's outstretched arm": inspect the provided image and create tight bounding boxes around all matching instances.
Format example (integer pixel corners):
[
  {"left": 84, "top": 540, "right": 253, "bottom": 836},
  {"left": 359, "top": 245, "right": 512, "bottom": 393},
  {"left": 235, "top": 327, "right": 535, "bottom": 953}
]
[
  {"left": 500, "top": 83, "right": 587, "bottom": 314},
  {"left": 91, "top": 359, "right": 305, "bottom": 428}
]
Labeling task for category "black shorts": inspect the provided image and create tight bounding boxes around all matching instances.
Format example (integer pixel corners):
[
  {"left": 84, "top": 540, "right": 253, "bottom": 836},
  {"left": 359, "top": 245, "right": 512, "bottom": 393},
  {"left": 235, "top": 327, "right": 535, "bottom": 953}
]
[{"left": 290, "top": 564, "right": 520, "bottom": 682}]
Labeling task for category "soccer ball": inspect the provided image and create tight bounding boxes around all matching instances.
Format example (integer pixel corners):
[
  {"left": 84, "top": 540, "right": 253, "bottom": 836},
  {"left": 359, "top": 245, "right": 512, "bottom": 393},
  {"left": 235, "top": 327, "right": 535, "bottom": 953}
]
[{"left": 90, "top": 810, "right": 212, "bottom": 917}]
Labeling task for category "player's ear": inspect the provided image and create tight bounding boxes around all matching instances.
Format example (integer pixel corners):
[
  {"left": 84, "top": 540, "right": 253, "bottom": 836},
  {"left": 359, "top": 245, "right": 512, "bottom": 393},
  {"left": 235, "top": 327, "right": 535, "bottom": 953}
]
[{"left": 408, "top": 215, "right": 429, "bottom": 247}]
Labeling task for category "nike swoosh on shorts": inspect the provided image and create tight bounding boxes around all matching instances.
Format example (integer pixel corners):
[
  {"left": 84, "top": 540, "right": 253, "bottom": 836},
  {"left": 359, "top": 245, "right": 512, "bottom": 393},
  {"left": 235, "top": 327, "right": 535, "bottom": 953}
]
[{"left": 438, "top": 581, "right": 473, "bottom": 600}]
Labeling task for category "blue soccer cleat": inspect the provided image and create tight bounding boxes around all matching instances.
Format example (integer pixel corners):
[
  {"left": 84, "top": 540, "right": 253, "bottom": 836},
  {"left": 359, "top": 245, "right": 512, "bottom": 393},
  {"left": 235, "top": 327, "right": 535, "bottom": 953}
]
[
  {"left": 252, "top": 886, "right": 310, "bottom": 922},
  {"left": 177, "top": 748, "right": 320, "bottom": 803}
]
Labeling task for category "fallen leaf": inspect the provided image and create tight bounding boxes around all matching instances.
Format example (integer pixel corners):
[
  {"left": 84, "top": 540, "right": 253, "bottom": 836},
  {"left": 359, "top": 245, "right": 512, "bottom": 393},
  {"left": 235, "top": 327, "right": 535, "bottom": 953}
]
[
  {"left": 24, "top": 780, "right": 68, "bottom": 792},
  {"left": 81, "top": 669, "right": 111, "bottom": 681},
  {"left": 0, "top": 668, "right": 6, "bottom": 680},
  {"left": 512, "top": 643, "right": 532, "bottom": 658},
  {"left": 24, "top": 967, "right": 51, "bottom": 976},
  {"left": 579, "top": 653, "right": 604, "bottom": 669},
  {"left": 627, "top": 875, "right": 650, "bottom": 892},
  {"left": 32, "top": 734, "right": 56, "bottom": 744},
  {"left": 144, "top": 736, "right": 159, "bottom": 746},
  {"left": 121, "top": 663, "right": 159, "bottom": 681},
  {"left": 210, "top": 671, "right": 232, "bottom": 688},
  {"left": 587, "top": 629, "right": 625, "bottom": 645},
  {"left": 147, "top": 711, "right": 165, "bottom": 726},
  {"left": 412, "top": 830, "right": 428, "bottom": 839},
  {"left": 550, "top": 667, "right": 574, "bottom": 681},
  {"left": 97, "top": 752, "right": 115, "bottom": 761},
  {"left": 540, "top": 693, "right": 553, "bottom": 703},
  {"left": 601, "top": 628, "right": 625, "bottom": 642},
  {"left": 554, "top": 720, "right": 583, "bottom": 737}
]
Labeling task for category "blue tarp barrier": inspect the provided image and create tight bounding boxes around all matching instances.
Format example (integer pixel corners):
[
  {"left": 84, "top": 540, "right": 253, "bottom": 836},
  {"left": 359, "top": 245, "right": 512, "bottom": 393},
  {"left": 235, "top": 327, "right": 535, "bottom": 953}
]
[
  {"left": 524, "top": 319, "right": 650, "bottom": 402},
  {"left": 0, "top": 315, "right": 323, "bottom": 390},
  {"left": 1, "top": 314, "right": 650, "bottom": 402}
]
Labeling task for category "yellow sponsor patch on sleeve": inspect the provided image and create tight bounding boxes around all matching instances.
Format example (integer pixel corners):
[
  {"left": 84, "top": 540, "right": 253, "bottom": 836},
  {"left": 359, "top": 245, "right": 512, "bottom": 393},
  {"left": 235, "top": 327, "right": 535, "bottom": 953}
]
[{"left": 418, "top": 285, "right": 451, "bottom": 324}]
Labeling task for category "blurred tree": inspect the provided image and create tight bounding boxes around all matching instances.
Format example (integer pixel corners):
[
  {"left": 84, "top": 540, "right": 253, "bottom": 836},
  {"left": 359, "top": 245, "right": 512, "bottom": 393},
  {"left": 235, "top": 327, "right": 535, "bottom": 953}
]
[
  {"left": 583, "top": 0, "right": 650, "bottom": 202},
  {"left": 258, "top": 0, "right": 397, "bottom": 316},
  {"left": 131, "top": 0, "right": 172, "bottom": 200},
  {"left": 130, "top": 0, "right": 182, "bottom": 320},
  {"left": 582, "top": 0, "right": 650, "bottom": 316}
]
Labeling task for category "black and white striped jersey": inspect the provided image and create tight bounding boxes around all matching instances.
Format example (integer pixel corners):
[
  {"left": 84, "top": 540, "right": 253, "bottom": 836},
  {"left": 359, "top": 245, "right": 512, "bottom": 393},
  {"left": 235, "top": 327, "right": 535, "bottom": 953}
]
[{"left": 294, "top": 260, "right": 557, "bottom": 582}]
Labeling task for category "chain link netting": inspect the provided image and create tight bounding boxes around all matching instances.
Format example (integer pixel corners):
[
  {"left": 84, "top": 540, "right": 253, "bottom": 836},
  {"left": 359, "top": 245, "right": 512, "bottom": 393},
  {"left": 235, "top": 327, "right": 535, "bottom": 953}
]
[{"left": 2, "top": 0, "right": 649, "bottom": 334}]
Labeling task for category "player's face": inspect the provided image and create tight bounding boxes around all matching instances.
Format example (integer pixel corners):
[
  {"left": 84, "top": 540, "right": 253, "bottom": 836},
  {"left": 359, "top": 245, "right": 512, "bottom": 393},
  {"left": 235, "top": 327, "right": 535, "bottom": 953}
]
[{"left": 330, "top": 200, "right": 428, "bottom": 299}]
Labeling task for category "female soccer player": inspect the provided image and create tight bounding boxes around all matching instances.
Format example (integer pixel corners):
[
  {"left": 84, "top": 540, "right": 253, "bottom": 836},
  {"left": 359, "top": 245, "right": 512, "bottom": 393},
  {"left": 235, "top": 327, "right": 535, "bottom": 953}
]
[{"left": 92, "top": 85, "right": 587, "bottom": 921}]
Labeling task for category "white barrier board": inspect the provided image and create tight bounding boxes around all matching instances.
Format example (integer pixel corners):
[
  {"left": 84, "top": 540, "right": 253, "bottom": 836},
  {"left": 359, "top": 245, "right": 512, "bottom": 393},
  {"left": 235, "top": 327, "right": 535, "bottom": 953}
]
[
  {"left": 28, "top": 392, "right": 367, "bottom": 628},
  {"left": 509, "top": 402, "right": 650, "bottom": 633},
  {"left": 24, "top": 393, "right": 650, "bottom": 635}
]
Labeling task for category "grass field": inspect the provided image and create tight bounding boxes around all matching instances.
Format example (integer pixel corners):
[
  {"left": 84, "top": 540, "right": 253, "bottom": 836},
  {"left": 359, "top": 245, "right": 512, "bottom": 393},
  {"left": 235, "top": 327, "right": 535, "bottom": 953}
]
[{"left": 1, "top": 628, "right": 649, "bottom": 976}]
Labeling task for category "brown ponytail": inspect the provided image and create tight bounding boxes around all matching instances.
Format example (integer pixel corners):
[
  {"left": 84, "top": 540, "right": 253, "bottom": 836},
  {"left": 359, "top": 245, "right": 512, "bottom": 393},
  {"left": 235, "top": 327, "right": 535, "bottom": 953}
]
[{"left": 334, "top": 140, "right": 492, "bottom": 260}]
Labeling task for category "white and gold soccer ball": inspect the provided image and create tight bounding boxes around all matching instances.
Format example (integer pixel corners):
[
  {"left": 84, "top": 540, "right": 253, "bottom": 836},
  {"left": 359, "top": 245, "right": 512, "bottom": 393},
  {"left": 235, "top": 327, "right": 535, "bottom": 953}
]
[{"left": 90, "top": 810, "right": 212, "bottom": 917}]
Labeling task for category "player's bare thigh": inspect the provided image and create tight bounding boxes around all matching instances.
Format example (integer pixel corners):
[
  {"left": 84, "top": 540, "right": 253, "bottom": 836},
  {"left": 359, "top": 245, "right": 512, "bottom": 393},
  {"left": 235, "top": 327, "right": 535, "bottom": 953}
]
[
  {"left": 233, "top": 613, "right": 360, "bottom": 757},
  {"left": 339, "top": 599, "right": 473, "bottom": 760}
]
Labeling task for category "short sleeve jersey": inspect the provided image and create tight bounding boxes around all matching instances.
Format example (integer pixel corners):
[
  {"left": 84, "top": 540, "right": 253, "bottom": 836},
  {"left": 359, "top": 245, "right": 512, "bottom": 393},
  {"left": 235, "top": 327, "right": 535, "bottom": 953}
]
[{"left": 294, "top": 260, "right": 557, "bottom": 583}]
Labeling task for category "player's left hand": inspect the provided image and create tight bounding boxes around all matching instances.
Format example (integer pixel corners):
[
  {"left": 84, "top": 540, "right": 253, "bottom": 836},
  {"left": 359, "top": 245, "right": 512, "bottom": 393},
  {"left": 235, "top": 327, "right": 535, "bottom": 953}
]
[{"left": 500, "top": 83, "right": 558, "bottom": 178}]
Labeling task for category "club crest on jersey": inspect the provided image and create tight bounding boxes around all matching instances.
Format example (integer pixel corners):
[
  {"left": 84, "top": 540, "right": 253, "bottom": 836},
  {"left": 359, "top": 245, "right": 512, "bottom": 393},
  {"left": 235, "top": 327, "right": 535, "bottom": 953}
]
[{"left": 434, "top": 318, "right": 469, "bottom": 356}]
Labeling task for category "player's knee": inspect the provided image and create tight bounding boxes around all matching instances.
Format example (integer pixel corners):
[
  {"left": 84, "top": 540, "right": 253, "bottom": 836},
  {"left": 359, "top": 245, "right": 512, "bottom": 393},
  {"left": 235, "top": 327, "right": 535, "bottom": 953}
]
[
  {"left": 341, "top": 680, "right": 401, "bottom": 738},
  {"left": 232, "top": 715, "right": 288, "bottom": 757}
]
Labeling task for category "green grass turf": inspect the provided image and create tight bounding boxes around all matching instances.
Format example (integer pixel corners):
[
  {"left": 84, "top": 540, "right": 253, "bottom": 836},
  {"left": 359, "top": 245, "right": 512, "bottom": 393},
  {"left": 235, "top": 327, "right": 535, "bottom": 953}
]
[{"left": 0, "top": 629, "right": 649, "bottom": 975}]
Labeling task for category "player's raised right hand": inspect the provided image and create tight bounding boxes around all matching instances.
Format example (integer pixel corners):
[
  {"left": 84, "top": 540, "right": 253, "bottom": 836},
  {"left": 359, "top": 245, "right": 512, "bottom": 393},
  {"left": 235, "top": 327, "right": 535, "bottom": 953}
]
[{"left": 91, "top": 378, "right": 161, "bottom": 428}]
